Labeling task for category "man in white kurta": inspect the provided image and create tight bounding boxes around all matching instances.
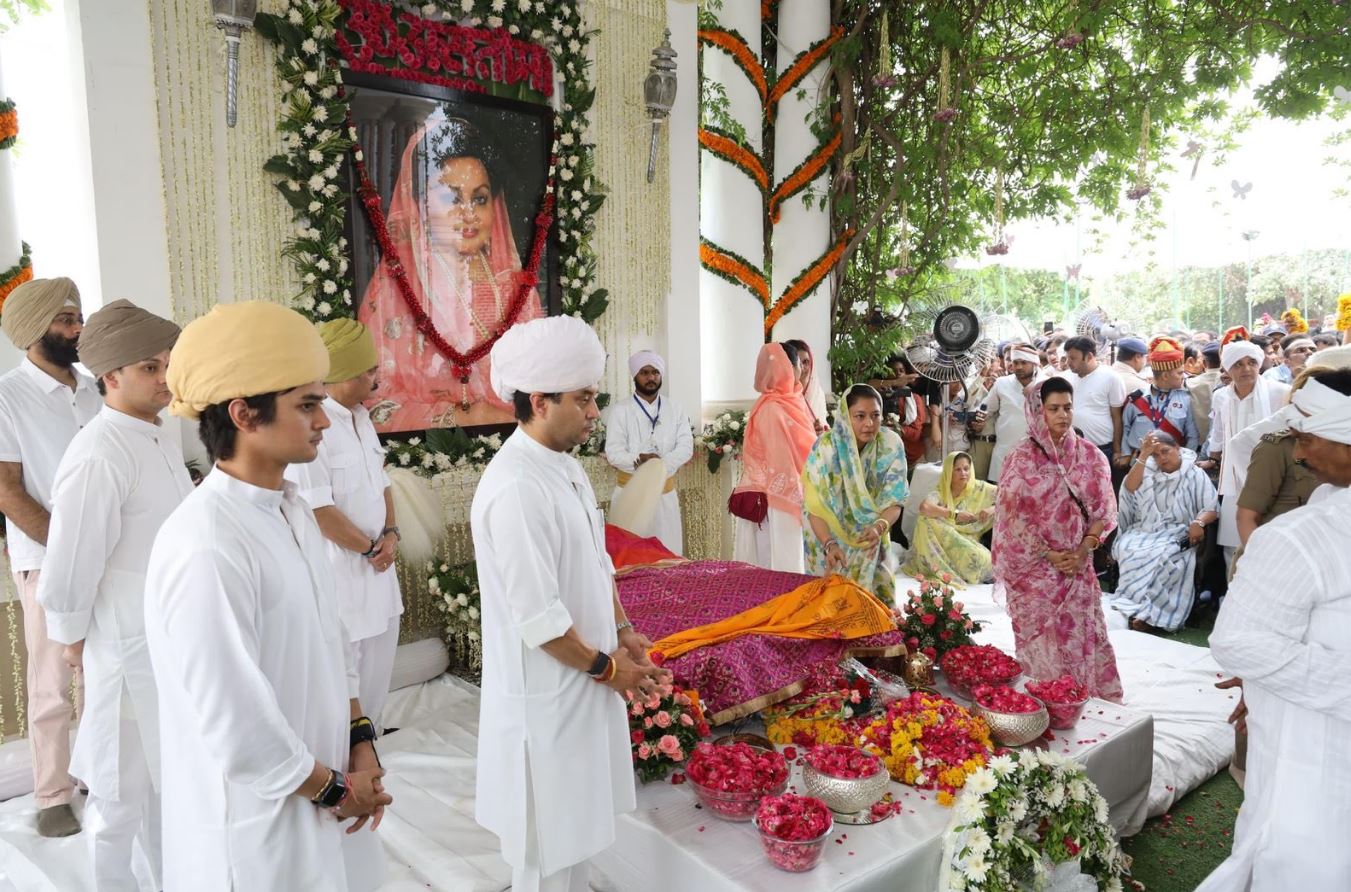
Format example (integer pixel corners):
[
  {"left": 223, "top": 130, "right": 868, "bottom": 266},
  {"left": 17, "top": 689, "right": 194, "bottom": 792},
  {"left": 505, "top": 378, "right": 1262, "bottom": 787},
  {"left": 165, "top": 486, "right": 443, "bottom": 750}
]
[
  {"left": 144, "top": 302, "right": 390, "bottom": 892},
  {"left": 604, "top": 350, "right": 693, "bottom": 554},
  {"left": 287, "top": 319, "right": 403, "bottom": 731},
  {"left": 36, "top": 300, "right": 187, "bottom": 890},
  {"left": 1208, "top": 339, "right": 1290, "bottom": 556},
  {"left": 474, "top": 316, "right": 669, "bottom": 892},
  {"left": 972, "top": 345, "right": 1040, "bottom": 482},
  {"left": 1199, "top": 370, "right": 1351, "bottom": 891},
  {"left": 0, "top": 277, "right": 100, "bottom": 837}
]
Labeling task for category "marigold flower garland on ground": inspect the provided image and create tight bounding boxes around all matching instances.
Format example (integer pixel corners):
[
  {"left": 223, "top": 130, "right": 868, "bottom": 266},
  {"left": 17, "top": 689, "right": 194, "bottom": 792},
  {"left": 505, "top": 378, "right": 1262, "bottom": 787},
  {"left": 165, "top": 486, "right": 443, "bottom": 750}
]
[
  {"left": 896, "top": 578, "right": 982, "bottom": 660},
  {"left": 857, "top": 692, "right": 994, "bottom": 806},
  {"left": 941, "top": 749, "right": 1131, "bottom": 892},
  {"left": 628, "top": 682, "right": 710, "bottom": 784}
]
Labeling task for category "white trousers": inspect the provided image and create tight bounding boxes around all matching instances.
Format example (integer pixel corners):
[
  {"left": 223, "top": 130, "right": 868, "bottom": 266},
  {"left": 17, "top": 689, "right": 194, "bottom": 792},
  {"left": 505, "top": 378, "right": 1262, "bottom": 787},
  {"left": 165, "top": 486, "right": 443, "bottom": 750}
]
[
  {"left": 352, "top": 614, "right": 400, "bottom": 732},
  {"left": 732, "top": 509, "right": 804, "bottom": 573},
  {"left": 511, "top": 861, "right": 589, "bottom": 892},
  {"left": 86, "top": 705, "right": 160, "bottom": 892}
]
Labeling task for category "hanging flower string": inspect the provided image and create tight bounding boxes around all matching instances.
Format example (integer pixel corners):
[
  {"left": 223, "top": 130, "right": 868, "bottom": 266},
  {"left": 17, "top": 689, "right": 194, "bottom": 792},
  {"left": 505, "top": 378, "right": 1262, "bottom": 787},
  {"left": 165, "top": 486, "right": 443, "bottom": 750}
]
[
  {"left": 348, "top": 128, "right": 555, "bottom": 379},
  {"left": 934, "top": 46, "right": 957, "bottom": 122},
  {"left": 986, "top": 169, "right": 1009, "bottom": 255},
  {"left": 1127, "top": 107, "right": 1152, "bottom": 200}
]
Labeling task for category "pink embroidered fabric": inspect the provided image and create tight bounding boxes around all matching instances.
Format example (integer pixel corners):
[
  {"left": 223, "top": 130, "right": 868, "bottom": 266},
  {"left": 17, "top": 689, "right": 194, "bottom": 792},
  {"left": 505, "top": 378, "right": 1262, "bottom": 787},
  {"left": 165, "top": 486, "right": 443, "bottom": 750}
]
[
  {"left": 992, "top": 380, "right": 1124, "bottom": 703},
  {"left": 617, "top": 560, "right": 905, "bottom": 721}
]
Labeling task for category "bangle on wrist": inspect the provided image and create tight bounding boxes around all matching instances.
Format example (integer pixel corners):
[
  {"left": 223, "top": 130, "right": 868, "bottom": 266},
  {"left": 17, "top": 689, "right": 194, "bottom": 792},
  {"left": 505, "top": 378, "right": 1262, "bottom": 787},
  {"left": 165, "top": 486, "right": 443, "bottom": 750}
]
[{"left": 360, "top": 538, "right": 378, "bottom": 557}]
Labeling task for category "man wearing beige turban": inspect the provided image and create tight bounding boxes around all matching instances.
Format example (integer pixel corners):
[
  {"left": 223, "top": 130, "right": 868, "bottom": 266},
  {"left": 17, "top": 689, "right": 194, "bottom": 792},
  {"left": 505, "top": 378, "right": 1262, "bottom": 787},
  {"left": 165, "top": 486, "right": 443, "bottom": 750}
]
[
  {"left": 143, "top": 302, "right": 390, "bottom": 892},
  {"left": 286, "top": 318, "right": 403, "bottom": 735},
  {"left": 37, "top": 299, "right": 188, "bottom": 889},
  {"left": 0, "top": 277, "right": 100, "bottom": 838}
]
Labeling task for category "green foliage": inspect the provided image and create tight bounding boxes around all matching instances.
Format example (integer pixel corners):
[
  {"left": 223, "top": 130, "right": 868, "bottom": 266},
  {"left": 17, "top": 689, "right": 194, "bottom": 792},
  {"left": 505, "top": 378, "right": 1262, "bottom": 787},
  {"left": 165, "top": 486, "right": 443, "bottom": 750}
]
[
  {"left": 826, "top": 0, "right": 1351, "bottom": 386},
  {"left": 0, "top": 0, "right": 46, "bottom": 31}
]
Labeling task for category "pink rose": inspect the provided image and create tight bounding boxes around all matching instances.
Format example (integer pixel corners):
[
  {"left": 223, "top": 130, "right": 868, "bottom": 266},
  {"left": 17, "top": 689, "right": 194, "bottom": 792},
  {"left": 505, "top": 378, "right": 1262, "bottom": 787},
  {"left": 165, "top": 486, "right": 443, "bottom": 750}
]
[
  {"left": 638, "top": 743, "right": 653, "bottom": 760},
  {"left": 658, "top": 734, "right": 681, "bottom": 756},
  {"left": 630, "top": 703, "right": 644, "bottom": 716},
  {"left": 680, "top": 713, "right": 694, "bottom": 727},
  {"left": 921, "top": 613, "right": 937, "bottom": 627},
  {"left": 643, "top": 717, "right": 654, "bottom": 729},
  {"left": 953, "top": 601, "right": 965, "bottom": 611},
  {"left": 654, "top": 711, "right": 673, "bottom": 729},
  {"left": 931, "top": 595, "right": 944, "bottom": 607}
]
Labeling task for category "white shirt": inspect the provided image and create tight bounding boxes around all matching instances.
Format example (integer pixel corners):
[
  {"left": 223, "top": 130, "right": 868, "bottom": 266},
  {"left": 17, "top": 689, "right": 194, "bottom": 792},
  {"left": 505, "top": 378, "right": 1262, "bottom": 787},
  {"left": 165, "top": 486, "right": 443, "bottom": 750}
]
[
  {"left": 37, "top": 406, "right": 193, "bottom": 797},
  {"left": 470, "top": 430, "right": 633, "bottom": 875},
  {"left": 984, "top": 374, "right": 1034, "bottom": 481},
  {"left": 1111, "top": 359, "right": 1150, "bottom": 395},
  {"left": 1202, "top": 486, "right": 1351, "bottom": 890},
  {"left": 286, "top": 397, "right": 403, "bottom": 641},
  {"left": 603, "top": 393, "right": 694, "bottom": 477},
  {"left": 1208, "top": 379, "right": 1291, "bottom": 498},
  {"left": 145, "top": 469, "right": 363, "bottom": 892},
  {"left": 0, "top": 358, "right": 102, "bottom": 570},
  {"left": 1070, "top": 365, "right": 1127, "bottom": 447}
]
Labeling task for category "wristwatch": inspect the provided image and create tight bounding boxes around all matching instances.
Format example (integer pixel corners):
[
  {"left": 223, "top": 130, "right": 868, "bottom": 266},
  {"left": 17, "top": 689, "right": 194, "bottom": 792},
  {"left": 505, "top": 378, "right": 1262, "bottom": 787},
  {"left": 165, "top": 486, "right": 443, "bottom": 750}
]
[
  {"left": 616, "top": 620, "right": 634, "bottom": 635},
  {"left": 381, "top": 525, "right": 401, "bottom": 541},
  {"left": 313, "top": 768, "right": 349, "bottom": 809}
]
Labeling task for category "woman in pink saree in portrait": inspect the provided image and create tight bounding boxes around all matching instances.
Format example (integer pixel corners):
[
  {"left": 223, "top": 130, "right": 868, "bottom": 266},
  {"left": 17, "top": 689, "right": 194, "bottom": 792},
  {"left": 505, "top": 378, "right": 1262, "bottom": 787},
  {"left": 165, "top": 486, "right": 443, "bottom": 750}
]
[
  {"left": 992, "top": 375, "right": 1124, "bottom": 702},
  {"left": 360, "top": 110, "right": 544, "bottom": 432}
]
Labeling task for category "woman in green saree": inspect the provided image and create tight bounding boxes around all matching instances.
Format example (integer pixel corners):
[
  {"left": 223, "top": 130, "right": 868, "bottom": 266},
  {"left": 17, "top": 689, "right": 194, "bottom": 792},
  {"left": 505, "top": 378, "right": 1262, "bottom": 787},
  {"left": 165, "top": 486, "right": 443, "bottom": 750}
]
[
  {"left": 801, "top": 384, "right": 910, "bottom": 603},
  {"left": 901, "top": 451, "right": 997, "bottom": 584}
]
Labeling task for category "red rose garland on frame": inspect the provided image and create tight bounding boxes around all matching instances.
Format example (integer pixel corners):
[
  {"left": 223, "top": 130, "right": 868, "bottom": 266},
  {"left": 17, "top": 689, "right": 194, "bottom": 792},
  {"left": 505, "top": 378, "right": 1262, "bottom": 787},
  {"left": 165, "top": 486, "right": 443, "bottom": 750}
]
[{"left": 347, "top": 137, "right": 555, "bottom": 390}]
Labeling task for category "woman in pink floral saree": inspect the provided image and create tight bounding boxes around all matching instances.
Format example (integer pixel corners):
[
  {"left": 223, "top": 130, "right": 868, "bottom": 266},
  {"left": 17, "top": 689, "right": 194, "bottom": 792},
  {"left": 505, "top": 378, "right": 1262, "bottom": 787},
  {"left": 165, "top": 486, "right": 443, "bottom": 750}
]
[{"left": 993, "top": 376, "right": 1124, "bottom": 702}]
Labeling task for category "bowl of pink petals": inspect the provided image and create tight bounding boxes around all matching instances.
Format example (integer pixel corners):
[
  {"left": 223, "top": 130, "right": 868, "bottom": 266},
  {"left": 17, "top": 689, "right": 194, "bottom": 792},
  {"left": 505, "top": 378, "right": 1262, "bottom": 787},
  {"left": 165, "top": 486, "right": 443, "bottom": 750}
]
[
  {"left": 970, "top": 684, "right": 1049, "bottom": 746},
  {"left": 685, "top": 741, "right": 789, "bottom": 822},
  {"left": 754, "top": 794, "right": 834, "bottom": 872},
  {"left": 1025, "top": 675, "right": 1089, "bottom": 729},
  {"left": 800, "top": 744, "right": 891, "bottom": 815},
  {"left": 940, "top": 645, "right": 1023, "bottom": 699}
]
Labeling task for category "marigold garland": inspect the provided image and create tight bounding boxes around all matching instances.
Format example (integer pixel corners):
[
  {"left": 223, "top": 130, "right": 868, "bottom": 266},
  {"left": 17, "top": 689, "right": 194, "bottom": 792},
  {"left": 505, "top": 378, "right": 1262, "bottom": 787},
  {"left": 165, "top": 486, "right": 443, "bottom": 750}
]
[
  {"left": 1336, "top": 293, "right": 1351, "bottom": 332},
  {"left": 766, "top": 28, "right": 843, "bottom": 119},
  {"left": 698, "top": 126, "right": 767, "bottom": 193},
  {"left": 0, "top": 242, "right": 33, "bottom": 314},
  {"left": 700, "top": 237, "right": 769, "bottom": 307},
  {"left": 769, "top": 126, "right": 840, "bottom": 222},
  {"left": 0, "top": 98, "right": 17, "bottom": 151},
  {"left": 698, "top": 26, "right": 767, "bottom": 106},
  {"left": 765, "top": 228, "right": 851, "bottom": 334},
  {"left": 1280, "top": 308, "right": 1308, "bottom": 335}
]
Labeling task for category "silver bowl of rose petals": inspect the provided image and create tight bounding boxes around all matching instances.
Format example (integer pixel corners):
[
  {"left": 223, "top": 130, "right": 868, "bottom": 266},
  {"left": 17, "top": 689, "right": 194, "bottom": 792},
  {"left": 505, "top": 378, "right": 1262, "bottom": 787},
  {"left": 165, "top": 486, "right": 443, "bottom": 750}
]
[
  {"left": 969, "top": 684, "right": 1049, "bottom": 747},
  {"left": 799, "top": 744, "right": 891, "bottom": 815}
]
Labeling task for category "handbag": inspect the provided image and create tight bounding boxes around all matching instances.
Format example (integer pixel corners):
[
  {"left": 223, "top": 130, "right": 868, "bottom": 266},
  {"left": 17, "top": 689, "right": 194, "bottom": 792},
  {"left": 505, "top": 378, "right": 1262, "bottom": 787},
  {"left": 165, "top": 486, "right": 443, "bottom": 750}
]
[{"left": 727, "top": 490, "right": 769, "bottom": 524}]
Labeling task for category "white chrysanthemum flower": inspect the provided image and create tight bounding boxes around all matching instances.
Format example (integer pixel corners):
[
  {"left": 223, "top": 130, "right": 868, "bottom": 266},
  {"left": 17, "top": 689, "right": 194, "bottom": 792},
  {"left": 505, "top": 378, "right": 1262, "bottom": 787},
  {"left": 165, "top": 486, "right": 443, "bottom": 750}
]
[
  {"left": 1094, "top": 796, "right": 1110, "bottom": 824},
  {"left": 321, "top": 280, "right": 337, "bottom": 295},
  {"left": 301, "top": 38, "right": 318, "bottom": 54},
  {"left": 303, "top": 272, "right": 317, "bottom": 284},
  {"left": 568, "top": 38, "right": 580, "bottom": 53},
  {"left": 966, "top": 827, "right": 992, "bottom": 856},
  {"left": 316, "top": 301, "right": 332, "bottom": 316},
  {"left": 1007, "top": 797, "right": 1028, "bottom": 822},
  {"left": 421, "top": 453, "right": 435, "bottom": 469},
  {"left": 307, "top": 149, "right": 323, "bottom": 163},
  {"left": 308, "top": 227, "right": 320, "bottom": 238},
  {"left": 306, "top": 174, "right": 324, "bottom": 190},
  {"left": 303, "top": 71, "right": 319, "bottom": 86},
  {"left": 468, "top": 630, "right": 480, "bottom": 641},
  {"left": 728, "top": 421, "right": 740, "bottom": 431},
  {"left": 530, "top": 28, "right": 542, "bottom": 40},
  {"left": 1105, "top": 878, "right": 1123, "bottom": 892},
  {"left": 560, "top": 168, "right": 574, "bottom": 181},
  {"left": 322, "top": 184, "right": 338, "bottom": 197},
  {"left": 491, "top": 0, "right": 505, "bottom": 10},
  {"left": 307, "top": 200, "right": 322, "bottom": 213},
  {"left": 965, "top": 768, "right": 996, "bottom": 796},
  {"left": 315, "top": 258, "right": 330, "bottom": 272},
  {"left": 987, "top": 754, "right": 1016, "bottom": 777},
  {"left": 299, "top": 295, "right": 316, "bottom": 310},
  {"left": 398, "top": 453, "right": 411, "bottom": 466},
  {"left": 519, "top": 0, "right": 530, "bottom": 10},
  {"left": 467, "top": 606, "right": 479, "bottom": 619},
  {"left": 961, "top": 854, "right": 989, "bottom": 883},
  {"left": 312, "top": 106, "right": 328, "bottom": 123},
  {"left": 954, "top": 796, "right": 985, "bottom": 825},
  {"left": 508, "top": 24, "right": 518, "bottom": 34},
  {"left": 456, "top": 593, "right": 469, "bottom": 607},
  {"left": 288, "top": 9, "right": 304, "bottom": 24},
  {"left": 562, "top": 24, "right": 573, "bottom": 37},
  {"left": 428, "top": 577, "right": 440, "bottom": 592},
  {"left": 1044, "top": 784, "right": 1066, "bottom": 809},
  {"left": 487, "top": 15, "right": 502, "bottom": 27},
  {"left": 995, "top": 820, "right": 1015, "bottom": 845}
]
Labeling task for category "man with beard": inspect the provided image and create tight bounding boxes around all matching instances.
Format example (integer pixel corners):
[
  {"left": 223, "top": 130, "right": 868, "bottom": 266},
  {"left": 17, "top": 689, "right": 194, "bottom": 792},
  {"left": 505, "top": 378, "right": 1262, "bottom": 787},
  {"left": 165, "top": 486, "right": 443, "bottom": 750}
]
[
  {"left": 1199, "top": 367, "right": 1351, "bottom": 891},
  {"left": 970, "top": 343, "right": 1041, "bottom": 483},
  {"left": 37, "top": 300, "right": 188, "bottom": 889},
  {"left": 0, "top": 277, "right": 101, "bottom": 837},
  {"left": 603, "top": 350, "right": 693, "bottom": 555},
  {"left": 286, "top": 319, "right": 403, "bottom": 732}
]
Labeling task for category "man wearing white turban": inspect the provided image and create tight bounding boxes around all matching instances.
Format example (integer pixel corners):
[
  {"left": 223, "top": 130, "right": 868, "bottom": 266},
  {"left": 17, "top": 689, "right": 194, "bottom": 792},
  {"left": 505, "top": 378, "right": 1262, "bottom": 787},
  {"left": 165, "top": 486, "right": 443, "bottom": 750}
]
[
  {"left": 1199, "top": 367, "right": 1351, "bottom": 892},
  {"left": 970, "top": 343, "right": 1042, "bottom": 482},
  {"left": 0, "top": 277, "right": 99, "bottom": 838},
  {"left": 1207, "top": 338, "right": 1290, "bottom": 559},
  {"left": 473, "top": 316, "right": 669, "bottom": 892},
  {"left": 602, "top": 349, "right": 693, "bottom": 554}
]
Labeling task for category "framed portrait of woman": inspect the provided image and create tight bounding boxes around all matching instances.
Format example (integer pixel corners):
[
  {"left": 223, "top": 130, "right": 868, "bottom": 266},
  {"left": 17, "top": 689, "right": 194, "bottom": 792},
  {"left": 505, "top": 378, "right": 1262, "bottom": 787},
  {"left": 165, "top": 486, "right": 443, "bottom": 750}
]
[{"left": 343, "top": 71, "right": 558, "bottom": 434}]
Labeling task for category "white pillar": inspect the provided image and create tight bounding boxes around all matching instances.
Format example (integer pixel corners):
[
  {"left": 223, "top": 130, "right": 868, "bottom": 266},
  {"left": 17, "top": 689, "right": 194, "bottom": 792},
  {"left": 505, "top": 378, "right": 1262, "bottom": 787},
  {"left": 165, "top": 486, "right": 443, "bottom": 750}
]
[
  {"left": 769, "top": 0, "right": 831, "bottom": 393},
  {"left": 665, "top": 0, "right": 700, "bottom": 420},
  {"left": 698, "top": 0, "right": 764, "bottom": 419}
]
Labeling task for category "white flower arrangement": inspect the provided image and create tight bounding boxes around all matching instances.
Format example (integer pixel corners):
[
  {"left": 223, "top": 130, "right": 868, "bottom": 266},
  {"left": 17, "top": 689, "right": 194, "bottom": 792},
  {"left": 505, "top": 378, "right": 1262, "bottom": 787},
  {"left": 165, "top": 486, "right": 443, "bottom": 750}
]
[
  {"left": 384, "top": 419, "right": 605, "bottom": 479},
  {"left": 428, "top": 561, "right": 483, "bottom": 670},
  {"left": 940, "top": 749, "right": 1130, "bottom": 892},
  {"left": 257, "top": 0, "right": 607, "bottom": 327},
  {"left": 695, "top": 410, "right": 749, "bottom": 473}
]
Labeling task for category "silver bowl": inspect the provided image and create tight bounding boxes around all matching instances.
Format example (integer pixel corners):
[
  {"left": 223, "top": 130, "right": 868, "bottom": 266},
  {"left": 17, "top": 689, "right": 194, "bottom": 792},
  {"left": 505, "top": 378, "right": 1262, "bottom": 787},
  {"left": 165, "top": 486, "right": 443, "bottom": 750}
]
[
  {"left": 801, "top": 761, "right": 891, "bottom": 815},
  {"left": 972, "top": 698, "right": 1050, "bottom": 747}
]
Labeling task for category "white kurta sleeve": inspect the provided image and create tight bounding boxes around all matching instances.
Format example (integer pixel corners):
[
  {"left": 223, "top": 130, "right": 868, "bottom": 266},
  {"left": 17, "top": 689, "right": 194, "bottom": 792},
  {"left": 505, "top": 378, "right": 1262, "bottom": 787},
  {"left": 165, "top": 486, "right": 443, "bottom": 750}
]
[
  {"left": 287, "top": 447, "right": 335, "bottom": 510},
  {"left": 0, "top": 396, "right": 19, "bottom": 463},
  {"left": 1211, "top": 523, "right": 1351, "bottom": 723},
  {"left": 481, "top": 481, "right": 575, "bottom": 648},
  {"left": 38, "top": 456, "right": 128, "bottom": 644},
  {"left": 1208, "top": 392, "right": 1227, "bottom": 455},
  {"left": 152, "top": 543, "right": 316, "bottom": 799},
  {"left": 662, "top": 411, "right": 694, "bottom": 477},
  {"left": 603, "top": 406, "right": 639, "bottom": 473}
]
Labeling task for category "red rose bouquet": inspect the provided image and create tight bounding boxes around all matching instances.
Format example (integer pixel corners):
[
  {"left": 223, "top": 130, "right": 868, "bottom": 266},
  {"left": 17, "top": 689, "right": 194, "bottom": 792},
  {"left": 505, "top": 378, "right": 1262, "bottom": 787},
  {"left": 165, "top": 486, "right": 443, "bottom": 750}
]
[
  {"left": 896, "top": 579, "right": 982, "bottom": 661},
  {"left": 940, "top": 644, "right": 1021, "bottom": 697},
  {"left": 971, "top": 684, "right": 1042, "bottom": 714},
  {"left": 626, "top": 682, "right": 711, "bottom": 784}
]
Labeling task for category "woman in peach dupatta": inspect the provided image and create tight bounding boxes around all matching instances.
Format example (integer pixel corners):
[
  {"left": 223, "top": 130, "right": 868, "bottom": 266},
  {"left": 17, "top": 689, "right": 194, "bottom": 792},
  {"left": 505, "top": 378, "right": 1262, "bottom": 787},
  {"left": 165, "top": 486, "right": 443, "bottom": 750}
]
[
  {"left": 731, "top": 344, "right": 819, "bottom": 572},
  {"left": 359, "top": 109, "right": 544, "bottom": 432}
]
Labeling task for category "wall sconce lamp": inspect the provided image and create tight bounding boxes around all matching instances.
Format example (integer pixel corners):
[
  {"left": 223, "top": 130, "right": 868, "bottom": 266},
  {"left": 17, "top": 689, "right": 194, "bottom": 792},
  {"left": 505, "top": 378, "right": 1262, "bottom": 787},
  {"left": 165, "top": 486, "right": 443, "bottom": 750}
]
[
  {"left": 643, "top": 29, "right": 678, "bottom": 184},
  {"left": 212, "top": 0, "right": 258, "bottom": 128}
]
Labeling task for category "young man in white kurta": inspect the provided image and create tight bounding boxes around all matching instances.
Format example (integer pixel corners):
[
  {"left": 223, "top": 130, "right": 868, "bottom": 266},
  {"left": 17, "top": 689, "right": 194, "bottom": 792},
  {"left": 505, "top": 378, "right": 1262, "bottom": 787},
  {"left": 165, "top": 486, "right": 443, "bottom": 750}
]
[
  {"left": 37, "top": 300, "right": 186, "bottom": 891},
  {"left": 972, "top": 346, "right": 1040, "bottom": 482},
  {"left": 604, "top": 350, "right": 693, "bottom": 555},
  {"left": 0, "top": 277, "right": 100, "bottom": 837},
  {"left": 287, "top": 319, "right": 403, "bottom": 731},
  {"left": 1200, "top": 373, "right": 1351, "bottom": 891},
  {"left": 145, "top": 301, "right": 390, "bottom": 892},
  {"left": 475, "top": 316, "right": 669, "bottom": 892}
]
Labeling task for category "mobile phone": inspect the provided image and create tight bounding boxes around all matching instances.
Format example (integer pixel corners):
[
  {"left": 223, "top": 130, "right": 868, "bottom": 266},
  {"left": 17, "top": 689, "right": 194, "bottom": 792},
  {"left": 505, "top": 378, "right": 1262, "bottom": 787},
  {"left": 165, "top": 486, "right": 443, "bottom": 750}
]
[{"left": 1043, "top": 320, "right": 1055, "bottom": 334}]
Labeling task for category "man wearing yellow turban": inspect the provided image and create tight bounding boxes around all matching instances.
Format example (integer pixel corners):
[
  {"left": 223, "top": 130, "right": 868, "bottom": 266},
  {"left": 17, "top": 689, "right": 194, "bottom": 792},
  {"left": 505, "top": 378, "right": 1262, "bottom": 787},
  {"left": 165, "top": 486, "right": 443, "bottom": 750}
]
[
  {"left": 287, "top": 318, "right": 403, "bottom": 735},
  {"left": 0, "top": 277, "right": 100, "bottom": 838},
  {"left": 36, "top": 299, "right": 189, "bottom": 886},
  {"left": 144, "top": 302, "right": 390, "bottom": 891}
]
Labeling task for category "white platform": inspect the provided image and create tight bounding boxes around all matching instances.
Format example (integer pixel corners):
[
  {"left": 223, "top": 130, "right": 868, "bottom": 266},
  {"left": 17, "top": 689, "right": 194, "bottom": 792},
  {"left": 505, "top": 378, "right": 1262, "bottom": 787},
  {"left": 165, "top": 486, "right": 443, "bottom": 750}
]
[{"left": 0, "top": 581, "right": 1235, "bottom": 891}]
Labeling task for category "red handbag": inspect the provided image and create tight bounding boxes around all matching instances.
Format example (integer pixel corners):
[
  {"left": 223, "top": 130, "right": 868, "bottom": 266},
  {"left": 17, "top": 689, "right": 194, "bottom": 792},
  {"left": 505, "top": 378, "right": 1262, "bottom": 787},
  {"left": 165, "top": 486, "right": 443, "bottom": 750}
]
[{"left": 727, "top": 491, "right": 769, "bottom": 524}]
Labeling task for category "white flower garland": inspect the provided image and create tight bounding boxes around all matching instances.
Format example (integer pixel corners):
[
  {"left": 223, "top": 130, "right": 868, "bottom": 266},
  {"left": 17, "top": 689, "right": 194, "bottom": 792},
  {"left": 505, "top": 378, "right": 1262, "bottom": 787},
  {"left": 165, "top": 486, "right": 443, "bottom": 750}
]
[
  {"left": 386, "top": 420, "right": 605, "bottom": 478},
  {"left": 257, "top": 0, "right": 607, "bottom": 325},
  {"left": 941, "top": 749, "right": 1130, "bottom": 892}
]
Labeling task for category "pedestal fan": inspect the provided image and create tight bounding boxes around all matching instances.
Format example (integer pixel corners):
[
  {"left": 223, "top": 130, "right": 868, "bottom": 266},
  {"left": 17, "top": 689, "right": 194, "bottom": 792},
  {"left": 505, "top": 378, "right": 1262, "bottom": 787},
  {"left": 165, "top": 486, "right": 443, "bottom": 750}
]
[{"left": 901, "top": 297, "right": 998, "bottom": 450}]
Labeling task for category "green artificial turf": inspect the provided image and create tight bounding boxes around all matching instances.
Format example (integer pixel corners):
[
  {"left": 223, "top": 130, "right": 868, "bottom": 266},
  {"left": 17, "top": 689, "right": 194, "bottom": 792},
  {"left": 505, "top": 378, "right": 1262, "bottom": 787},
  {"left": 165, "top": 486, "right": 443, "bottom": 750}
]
[{"left": 1121, "top": 770, "right": 1242, "bottom": 891}]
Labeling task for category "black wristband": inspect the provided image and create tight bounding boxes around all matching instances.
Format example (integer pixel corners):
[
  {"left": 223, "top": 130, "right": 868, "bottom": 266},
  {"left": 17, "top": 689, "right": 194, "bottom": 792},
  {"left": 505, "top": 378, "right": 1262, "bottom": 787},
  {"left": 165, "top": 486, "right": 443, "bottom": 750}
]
[
  {"left": 350, "top": 716, "right": 377, "bottom": 748},
  {"left": 586, "top": 650, "right": 611, "bottom": 678},
  {"left": 360, "top": 538, "right": 378, "bottom": 557}
]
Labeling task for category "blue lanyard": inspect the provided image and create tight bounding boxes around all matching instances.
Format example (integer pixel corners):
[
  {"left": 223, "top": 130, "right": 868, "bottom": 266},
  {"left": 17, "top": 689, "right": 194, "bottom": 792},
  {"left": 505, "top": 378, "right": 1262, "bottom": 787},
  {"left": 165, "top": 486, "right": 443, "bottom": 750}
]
[{"left": 634, "top": 394, "right": 661, "bottom": 430}]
